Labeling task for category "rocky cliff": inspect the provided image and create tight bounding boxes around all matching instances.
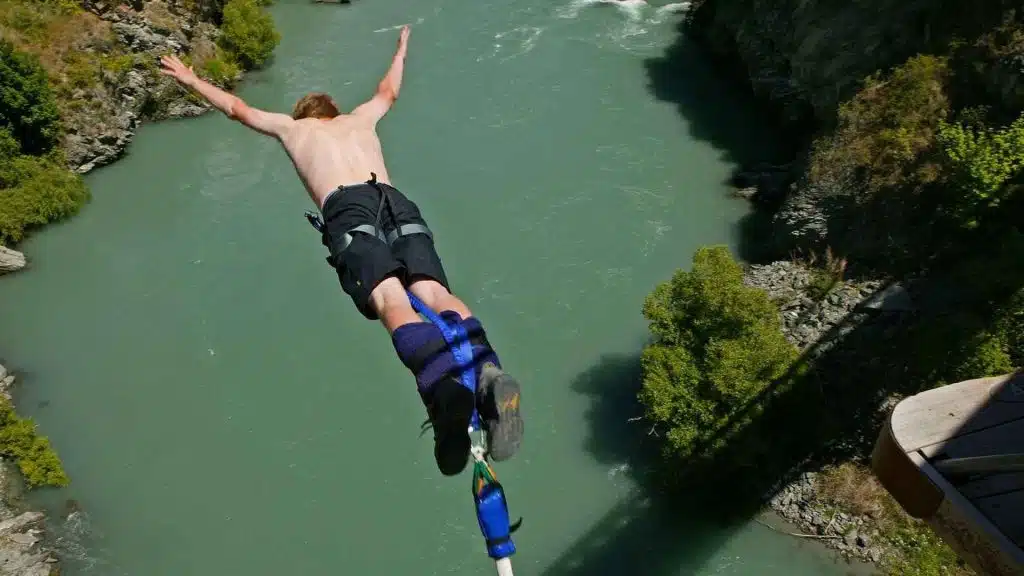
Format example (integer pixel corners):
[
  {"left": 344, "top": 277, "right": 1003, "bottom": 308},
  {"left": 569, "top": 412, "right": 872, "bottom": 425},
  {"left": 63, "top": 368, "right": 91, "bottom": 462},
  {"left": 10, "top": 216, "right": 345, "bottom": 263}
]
[
  {"left": 61, "top": 0, "right": 228, "bottom": 174},
  {"left": 690, "top": 0, "right": 1020, "bottom": 132},
  {"left": 690, "top": 0, "right": 1024, "bottom": 261}
]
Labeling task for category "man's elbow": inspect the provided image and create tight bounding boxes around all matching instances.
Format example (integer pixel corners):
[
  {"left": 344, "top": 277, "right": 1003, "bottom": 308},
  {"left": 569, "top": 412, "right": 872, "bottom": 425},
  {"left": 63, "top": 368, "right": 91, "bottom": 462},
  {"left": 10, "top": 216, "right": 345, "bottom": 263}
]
[
  {"left": 226, "top": 98, "right": 249, "bottom": 122},
  {"left": 377, "top": 83, "right": 398, "bottom": 104}
]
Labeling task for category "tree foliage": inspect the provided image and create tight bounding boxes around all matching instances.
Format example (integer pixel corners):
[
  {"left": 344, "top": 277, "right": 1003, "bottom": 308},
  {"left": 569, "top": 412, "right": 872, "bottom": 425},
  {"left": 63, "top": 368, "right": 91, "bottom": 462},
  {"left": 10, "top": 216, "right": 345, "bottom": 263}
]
[
  {"left": 0, "top": 129, "right": 88, "bottom": 245},
  {"left": 0, "top": 395, "right": 68, "bottom": 487},
  {"left": 219, "top": 0, "right": 280, "bottom": 70},
  {"left": 0, "top": 40, "right": 61, "bottom": 156},
  {"left": 638, "top": 246, "right": 798, "bottom": 463},
  {"left": 938, "top": 112, "right": 1024, "bottom": 208}
]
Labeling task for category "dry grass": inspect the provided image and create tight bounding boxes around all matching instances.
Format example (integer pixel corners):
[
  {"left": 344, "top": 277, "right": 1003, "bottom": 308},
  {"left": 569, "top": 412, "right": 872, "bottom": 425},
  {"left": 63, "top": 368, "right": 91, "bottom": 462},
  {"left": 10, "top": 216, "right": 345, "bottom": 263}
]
[
  {"left": 816, "top": 462, "right": 889, "bottom": 518},
  {"left": 814, "top": 463, "right": 975, "bottom": 576}
]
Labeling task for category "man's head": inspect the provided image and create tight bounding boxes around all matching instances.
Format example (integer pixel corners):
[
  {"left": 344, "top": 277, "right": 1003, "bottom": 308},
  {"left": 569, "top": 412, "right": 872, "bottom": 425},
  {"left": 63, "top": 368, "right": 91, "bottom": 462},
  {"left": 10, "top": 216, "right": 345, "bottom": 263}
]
[{"left": 292, "top": 93, "right": 340, "bottom": 120}]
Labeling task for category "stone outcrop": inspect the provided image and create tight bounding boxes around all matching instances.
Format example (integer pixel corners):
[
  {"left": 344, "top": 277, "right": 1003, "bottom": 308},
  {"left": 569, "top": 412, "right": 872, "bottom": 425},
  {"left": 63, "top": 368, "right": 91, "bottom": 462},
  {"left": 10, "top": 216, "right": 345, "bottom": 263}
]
[
  {"left": 0, "top": 247, "right": 26, "bottom": 275},
  {"left": 768, "top": 472, "right": 886, "bottom": 564},
  {"left": 0, "top": 363, "right": 59, "bottom": 575},
  {"left": 62, "top": 0, "right": 226, "bottom": 174}
]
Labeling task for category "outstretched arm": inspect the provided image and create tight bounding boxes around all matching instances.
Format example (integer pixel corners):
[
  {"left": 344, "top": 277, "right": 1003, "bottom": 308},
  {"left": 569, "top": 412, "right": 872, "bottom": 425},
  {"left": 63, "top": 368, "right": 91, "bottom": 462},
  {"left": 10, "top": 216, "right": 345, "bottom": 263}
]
[
  {"left": 159, "top": 55, "right": 294, "bottom": 139},
  {"left": 352, "top": 25, "right": 410, "bottom": 123}
]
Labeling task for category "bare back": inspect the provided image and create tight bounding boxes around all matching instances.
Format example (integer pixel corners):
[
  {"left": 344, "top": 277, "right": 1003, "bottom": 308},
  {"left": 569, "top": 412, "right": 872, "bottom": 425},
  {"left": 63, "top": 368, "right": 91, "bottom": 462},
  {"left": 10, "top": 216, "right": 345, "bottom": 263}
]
[{"left": 280, "top": 115, "right": 392, "bottom": 209}]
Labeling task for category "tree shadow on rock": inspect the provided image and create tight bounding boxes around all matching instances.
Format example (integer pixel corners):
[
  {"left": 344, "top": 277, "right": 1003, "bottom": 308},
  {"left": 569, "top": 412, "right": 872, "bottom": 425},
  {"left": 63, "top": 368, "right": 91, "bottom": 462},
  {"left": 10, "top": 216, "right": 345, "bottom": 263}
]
[{"left": 684, "top": 220, "right": 1024, "bottom": 520}]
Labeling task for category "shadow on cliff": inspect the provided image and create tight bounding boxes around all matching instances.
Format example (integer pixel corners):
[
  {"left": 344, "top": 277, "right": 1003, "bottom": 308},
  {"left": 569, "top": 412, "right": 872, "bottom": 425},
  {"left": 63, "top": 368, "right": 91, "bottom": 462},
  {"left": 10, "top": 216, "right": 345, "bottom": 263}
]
[
  {"left": 641, "top": 14, "right": 798, "bottom": 264},
  {"left": 540, "top": 216, "right": 1024, "bottom": 574}
]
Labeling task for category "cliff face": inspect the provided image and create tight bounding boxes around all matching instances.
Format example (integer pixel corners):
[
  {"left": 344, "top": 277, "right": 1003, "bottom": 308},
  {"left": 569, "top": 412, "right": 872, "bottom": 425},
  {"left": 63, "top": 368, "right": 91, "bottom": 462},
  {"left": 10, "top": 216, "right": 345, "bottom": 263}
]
[
  {"left": 690, "top": 0, "right": 1021, "bottom": 131},
  {"left": 60, "top": 0, "right": 228, "bottom": 173},
  {"left": 690, "top": 0, "right": 1024, "bottom": 261}
]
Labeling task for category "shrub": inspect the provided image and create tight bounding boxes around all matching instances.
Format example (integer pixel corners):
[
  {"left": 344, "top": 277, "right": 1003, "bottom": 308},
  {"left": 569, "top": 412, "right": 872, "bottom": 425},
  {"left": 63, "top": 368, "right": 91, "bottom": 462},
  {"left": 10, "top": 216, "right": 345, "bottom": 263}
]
[
  {"left": 938, "top": 112, "right": 1024, "bottom": 210},
  {"left": 100, "top": 53, "right": 135, "bottom": 81},
  {"left": 0, "top": 40, "right": 61, "bottom": 155},
  {"left": 638, "top": 246, "right": 798, "bottom": 463},
  {"left": 0, "top": 142, "right": 89, "bottom": 244},
  {"left": 810, "top": 55, "right": 950, "bottom": 193},
  {"left": 0, "top": 395, "right": 68, "bottom": 487},
  {"left": 0, "top": 3, "right": 51, "bottom": 41},
  {"left": 997, "top": 289, "right": 1024, "bottom": 367},
  {"left": 200, "top": 51, "right": 242, "bottom": 88},
  {"left": 219, "top": 0, "right": 280, "bottom": 70}
]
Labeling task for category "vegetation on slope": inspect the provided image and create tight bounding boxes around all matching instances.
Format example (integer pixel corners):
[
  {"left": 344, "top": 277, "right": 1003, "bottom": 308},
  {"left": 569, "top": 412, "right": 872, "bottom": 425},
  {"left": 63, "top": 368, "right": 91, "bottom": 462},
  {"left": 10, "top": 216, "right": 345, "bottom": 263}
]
[{"left": 642, "top": 9, "right": 1024, "bottom": 575}]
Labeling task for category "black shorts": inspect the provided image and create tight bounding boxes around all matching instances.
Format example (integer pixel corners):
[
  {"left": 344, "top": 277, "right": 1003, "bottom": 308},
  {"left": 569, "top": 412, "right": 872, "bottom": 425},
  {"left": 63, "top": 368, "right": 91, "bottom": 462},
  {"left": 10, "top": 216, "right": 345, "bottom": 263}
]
[{"left": 321, "top": 181, "right": 450, "bottom": 320}]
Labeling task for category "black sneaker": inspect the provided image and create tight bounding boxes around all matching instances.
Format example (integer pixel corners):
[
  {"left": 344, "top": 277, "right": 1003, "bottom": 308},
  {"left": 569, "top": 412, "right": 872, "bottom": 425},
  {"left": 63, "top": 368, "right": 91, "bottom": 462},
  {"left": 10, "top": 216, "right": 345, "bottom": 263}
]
[
  {"left": 423, "top": 376, "right": 475, "bottom": 476},
  {"left": 477, "top": 363, "right": 524, "bottom": 462}
]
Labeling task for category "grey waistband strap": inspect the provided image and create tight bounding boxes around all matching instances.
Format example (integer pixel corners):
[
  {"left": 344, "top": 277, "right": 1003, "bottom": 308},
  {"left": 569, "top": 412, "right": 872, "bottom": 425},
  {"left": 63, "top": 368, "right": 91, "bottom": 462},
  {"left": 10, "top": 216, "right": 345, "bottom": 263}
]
[
  {"left": 385, "top": 223, "right": 433, "bottom": 245},
  {"left": 337, "top": 223, "right": 387, "bottom": 252}
]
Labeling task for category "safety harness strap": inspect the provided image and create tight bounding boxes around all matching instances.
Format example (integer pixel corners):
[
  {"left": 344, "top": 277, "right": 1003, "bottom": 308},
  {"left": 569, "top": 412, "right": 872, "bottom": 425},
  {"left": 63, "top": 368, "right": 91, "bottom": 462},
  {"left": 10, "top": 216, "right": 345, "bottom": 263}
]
[
  {"left": 406, "top": 292, "right": 480, "bottom": 430},
  {"left": 387, "top": 223, "right": 433, "bottom": 244}
]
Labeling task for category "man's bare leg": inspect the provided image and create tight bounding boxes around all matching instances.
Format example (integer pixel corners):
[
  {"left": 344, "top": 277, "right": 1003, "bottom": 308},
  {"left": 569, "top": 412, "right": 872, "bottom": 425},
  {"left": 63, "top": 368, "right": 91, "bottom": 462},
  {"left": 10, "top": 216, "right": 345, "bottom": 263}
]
[
  {"left": 407, "top": 278, "right": 472, "bottom": 319},
  {"left": 368, "top": 276, "right": 422, "bottom": 333}
]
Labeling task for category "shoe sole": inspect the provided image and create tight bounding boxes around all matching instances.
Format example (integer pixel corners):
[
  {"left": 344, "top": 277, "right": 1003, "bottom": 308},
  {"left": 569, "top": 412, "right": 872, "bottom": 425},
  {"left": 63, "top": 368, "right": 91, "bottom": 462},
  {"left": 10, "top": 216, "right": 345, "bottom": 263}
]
[
  {"left": 479, "top": 364, "right": 523, "bottom": 462},
  {"left": 433, "top": 378, "right": 475, "bottom": 476}
]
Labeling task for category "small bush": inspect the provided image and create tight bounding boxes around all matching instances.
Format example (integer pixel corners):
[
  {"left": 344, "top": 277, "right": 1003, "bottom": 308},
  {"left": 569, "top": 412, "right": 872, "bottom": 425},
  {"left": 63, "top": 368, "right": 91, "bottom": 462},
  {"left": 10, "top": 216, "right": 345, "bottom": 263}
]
[
  {"left": 997, "top": 289, "right": 1024, "bottom": 367},
  {"left": 0, "top": 3, "right": 50, "bottom": 41},
  {"left": 0, "top": 395, "right": 68, "bottom": 487},
  {"left": 638, "top": 246, "right": 798, "bottom": 463},
  {"left": 0, "top": 40, "right": 61, "bottom": 155},
  {"left": 100, "top": 53, "right": 134, "bottom": 80},
  {"left": 200, "top": 52, "right": 242, "bottom": 88},
  {"left": 938, "top": 112, "right": 1024, "bottom": 210},
  {"left": 804, "top": 247, "right": 848, "bottom": 300},
  {"left": 61, "top": 51, "right": 101, "bottom": 92},
  {"left": 0, "top": 140, "right": 89, "bottom": 244},
  {"left": 882, "top": 501, "right": 974, "bottom": 576},
  {"left": 810, "top": 55, "right": 950, "bottom": 193},
  {"left": 219, "top": 0, "right": 280, "bottom": 70}
]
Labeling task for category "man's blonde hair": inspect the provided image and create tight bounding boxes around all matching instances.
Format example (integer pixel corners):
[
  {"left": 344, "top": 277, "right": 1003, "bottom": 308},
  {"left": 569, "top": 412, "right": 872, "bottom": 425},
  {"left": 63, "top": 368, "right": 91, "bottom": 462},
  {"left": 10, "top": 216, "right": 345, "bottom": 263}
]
[{"left": 292, "top": 93, "right": 340, "bottom": 119}]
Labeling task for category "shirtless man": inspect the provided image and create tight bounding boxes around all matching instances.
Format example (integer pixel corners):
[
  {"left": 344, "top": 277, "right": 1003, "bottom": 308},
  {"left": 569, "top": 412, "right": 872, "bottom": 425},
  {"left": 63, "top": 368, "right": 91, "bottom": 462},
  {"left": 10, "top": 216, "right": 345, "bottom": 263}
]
[{"left": 159, "top": 26, "right": 523, "bottom": 476}]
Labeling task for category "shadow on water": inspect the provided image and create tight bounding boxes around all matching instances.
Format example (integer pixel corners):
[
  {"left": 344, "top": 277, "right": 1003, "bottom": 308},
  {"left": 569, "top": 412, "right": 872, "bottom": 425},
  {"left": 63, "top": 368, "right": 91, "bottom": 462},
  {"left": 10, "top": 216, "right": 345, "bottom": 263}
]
[
  {"left": 540, "top": 353, "right": 743, "bottom": 576},
  {"left": 642, "top": 16, "right": 800, "bottom": 265}
]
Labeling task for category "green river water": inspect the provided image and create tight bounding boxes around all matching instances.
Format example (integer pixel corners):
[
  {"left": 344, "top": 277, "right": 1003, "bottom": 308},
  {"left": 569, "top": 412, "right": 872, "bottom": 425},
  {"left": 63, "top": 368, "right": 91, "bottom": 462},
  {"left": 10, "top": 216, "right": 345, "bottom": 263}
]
[{"left": 0, "top": 0, "right": 869, "bottom": 574}]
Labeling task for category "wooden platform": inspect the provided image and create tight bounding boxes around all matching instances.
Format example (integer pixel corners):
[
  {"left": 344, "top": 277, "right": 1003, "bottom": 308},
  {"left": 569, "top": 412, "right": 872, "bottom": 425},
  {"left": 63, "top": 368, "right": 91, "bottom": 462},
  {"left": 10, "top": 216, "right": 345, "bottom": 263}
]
[{"left": 872, "top": 372, "right": 1024, "bottom": 576}]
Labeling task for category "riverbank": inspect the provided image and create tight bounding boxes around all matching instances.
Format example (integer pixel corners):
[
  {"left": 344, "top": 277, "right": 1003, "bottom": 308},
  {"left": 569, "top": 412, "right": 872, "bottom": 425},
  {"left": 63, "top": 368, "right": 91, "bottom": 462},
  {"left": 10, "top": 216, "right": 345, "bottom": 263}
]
[
  {"left": 0, "top": 0, "right": 280, "bottom": 571},
  {"left": 0, "top": 363, "right": 62, "bottom": 575}
]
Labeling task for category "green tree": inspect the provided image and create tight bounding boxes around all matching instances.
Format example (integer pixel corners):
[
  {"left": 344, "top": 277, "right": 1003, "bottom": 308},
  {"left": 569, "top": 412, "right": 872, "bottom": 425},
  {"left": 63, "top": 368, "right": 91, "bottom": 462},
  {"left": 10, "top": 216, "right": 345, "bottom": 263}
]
[
  {"left": 0, "top": 40, "right": 61, "bottom": 156},
  {"left": 639, "top": 246, "right": 798, "bottom": 463},
  {"left": 219, "top": 0, "right": 280, "bottom": 69}
]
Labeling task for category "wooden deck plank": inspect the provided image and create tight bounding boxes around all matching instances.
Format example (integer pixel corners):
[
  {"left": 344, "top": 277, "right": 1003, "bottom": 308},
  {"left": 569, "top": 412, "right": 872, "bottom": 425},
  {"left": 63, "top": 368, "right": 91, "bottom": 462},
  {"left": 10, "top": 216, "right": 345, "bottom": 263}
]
[
  {"left": 975, "top": 490, "right": 1024, "bottom": 547},
  {"left": 959, "top": 473, "right": 1024, "bottom": 500},
  {"left": 921, "top": 418, "right": 1024, "bottom": 459},
  {"left": 890, "top": 374, "right": 1023, "bottom": 451},
  {"left": 912, "top": 452, "right": 1024, "bottom": 575}
]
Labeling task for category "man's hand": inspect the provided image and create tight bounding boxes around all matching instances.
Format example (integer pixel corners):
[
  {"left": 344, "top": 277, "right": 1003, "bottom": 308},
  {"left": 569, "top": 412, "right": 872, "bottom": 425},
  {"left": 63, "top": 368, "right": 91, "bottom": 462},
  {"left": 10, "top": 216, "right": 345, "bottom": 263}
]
[
  {"left": 398, "top": 25, "right": 410, "bottom": 53},
  {"left": 160, "top": 55, "right": 197, "bottom": 86}
]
